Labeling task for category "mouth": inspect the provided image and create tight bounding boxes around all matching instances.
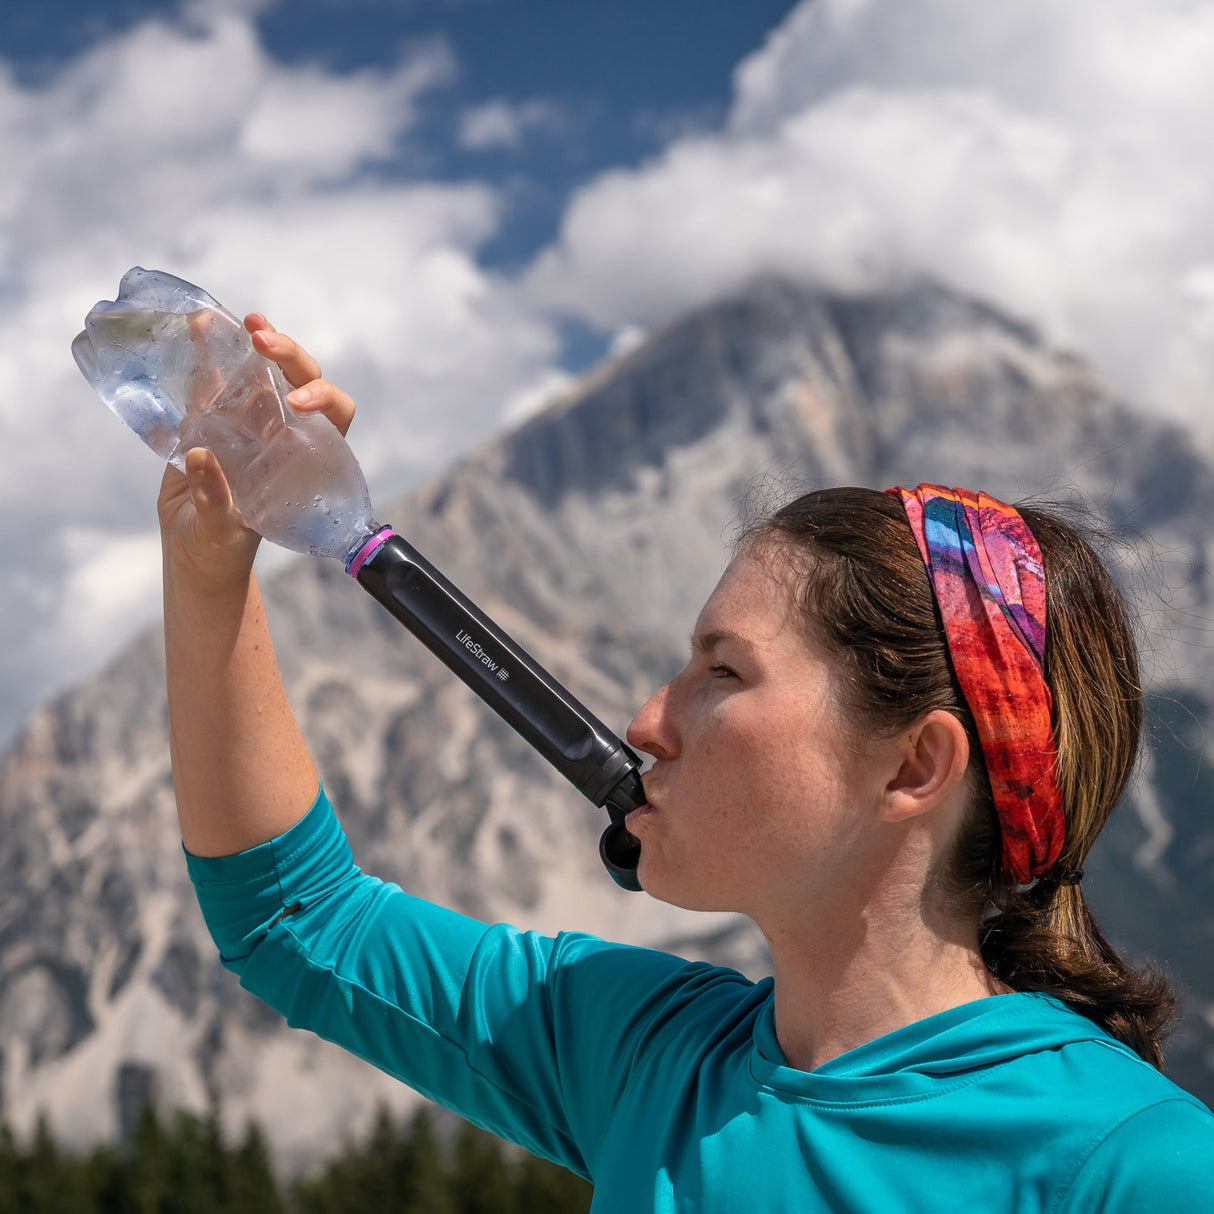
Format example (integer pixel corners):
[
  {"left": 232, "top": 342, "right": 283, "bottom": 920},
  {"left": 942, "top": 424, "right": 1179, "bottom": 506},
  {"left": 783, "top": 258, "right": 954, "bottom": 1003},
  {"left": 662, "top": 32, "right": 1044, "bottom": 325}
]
[
  {"left": 624, "top": 769, "right": 657, "bottom": 826},
  {"left": 625, "top": 801, "right": 654, "bottom": 826}
]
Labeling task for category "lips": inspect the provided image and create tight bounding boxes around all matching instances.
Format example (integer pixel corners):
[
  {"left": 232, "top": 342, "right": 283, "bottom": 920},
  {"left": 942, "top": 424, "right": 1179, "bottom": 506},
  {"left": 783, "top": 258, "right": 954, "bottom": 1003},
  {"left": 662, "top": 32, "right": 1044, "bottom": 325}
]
[
  {"left": 625, "top": 771, "right": 658, "bottom": 825},
  {"left": 626, "top": 801, "right": 654, "bottom": 825}
]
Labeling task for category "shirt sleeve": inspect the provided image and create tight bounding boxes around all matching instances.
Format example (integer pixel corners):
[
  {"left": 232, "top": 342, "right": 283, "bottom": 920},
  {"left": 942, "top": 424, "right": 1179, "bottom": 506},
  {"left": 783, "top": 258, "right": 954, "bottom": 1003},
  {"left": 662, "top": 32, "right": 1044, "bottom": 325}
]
[
  {"left": 1060, "top": 1095, "right": 1214, "bottom": 1211},
  {"left": 184, "top": 788, "right": 732, "bottom": 1180}
]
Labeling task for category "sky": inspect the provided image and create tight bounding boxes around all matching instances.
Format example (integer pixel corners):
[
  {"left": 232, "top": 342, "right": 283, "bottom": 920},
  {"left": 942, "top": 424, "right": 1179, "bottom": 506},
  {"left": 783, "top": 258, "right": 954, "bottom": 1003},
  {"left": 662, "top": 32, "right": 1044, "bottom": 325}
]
[{"left": 2, "top": 0, "right": 1214, "bottom": 748}]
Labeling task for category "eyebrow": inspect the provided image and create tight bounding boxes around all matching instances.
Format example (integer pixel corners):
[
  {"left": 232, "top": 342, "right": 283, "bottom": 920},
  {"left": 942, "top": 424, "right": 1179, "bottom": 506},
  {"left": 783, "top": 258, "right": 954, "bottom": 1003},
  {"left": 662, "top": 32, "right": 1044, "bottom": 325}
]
[{"left": 690, "top": 628, "right": 750, "bottom": 655}]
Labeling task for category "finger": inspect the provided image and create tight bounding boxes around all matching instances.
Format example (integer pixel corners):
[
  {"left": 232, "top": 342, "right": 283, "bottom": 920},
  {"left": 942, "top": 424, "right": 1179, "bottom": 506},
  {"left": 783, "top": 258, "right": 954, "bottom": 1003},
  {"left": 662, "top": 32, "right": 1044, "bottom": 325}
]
[
  {"left": 185, "top": 449, "right": 259, "bottom": 544},
  {"left": 244, "top": 312, "right": 276, "bottom": 336},
  {"left": 156, "top": 462, "right": 191, "bottom": 529},
  {"left": 286, "top": 379, "right": 356, "bottom": 438},
  {"left": 248, "top": 325, "right": 323, "bottom": 390},
  {"left": 186, "top": 308, "right": 234, "bottom": 415},
  {"left": 184, "top": 448, "right": 254, "bottom": 549},
  {"left": 174, "top": 448, "right": 261, "bottom": 578},
  {"left": 184, "top": 447, "right": 236, "bottom": 518}
]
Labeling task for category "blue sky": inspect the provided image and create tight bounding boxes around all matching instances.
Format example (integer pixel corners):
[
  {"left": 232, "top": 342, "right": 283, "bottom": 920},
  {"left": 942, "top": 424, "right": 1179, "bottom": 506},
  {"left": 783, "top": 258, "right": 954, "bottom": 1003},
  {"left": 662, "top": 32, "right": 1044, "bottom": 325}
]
[
  {"left": 2, "top": 0, "right": 1214, "bottom": 749},
  {"left": 7, "top": 0, "right": 800, "bottom": 281}
]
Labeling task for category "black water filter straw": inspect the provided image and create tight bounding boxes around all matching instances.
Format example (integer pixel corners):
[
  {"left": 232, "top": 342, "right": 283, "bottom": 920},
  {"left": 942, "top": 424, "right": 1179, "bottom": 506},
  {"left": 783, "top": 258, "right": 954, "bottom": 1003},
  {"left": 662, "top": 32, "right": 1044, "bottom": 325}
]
[{"left": 349, "top": 528, "right": 645, "bottom": 891}]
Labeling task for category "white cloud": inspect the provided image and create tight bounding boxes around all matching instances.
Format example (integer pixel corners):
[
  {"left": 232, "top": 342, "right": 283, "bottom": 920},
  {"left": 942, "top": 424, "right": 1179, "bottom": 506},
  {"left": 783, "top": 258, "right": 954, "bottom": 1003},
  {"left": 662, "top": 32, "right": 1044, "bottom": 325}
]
[
  {"left": 0, "top": 2, "right": 558, "bottom": 746},
  {"left": 57, "top": 527, "right": 166, "bottom": 650},
  {"left": 239, "top": 40, "right": 456, "bottom": 172},
  {"left": 526, "top": 0, "right": 1214, "bottom": 438},
  {"left": 608, "top": 323, "right": 647, "bottom": 361},
  {"left": 457, "top": 97, "right": 564, "bottom": 151},
  {"left": 501, "top": 367, "right": 577, "bottom": 427}
]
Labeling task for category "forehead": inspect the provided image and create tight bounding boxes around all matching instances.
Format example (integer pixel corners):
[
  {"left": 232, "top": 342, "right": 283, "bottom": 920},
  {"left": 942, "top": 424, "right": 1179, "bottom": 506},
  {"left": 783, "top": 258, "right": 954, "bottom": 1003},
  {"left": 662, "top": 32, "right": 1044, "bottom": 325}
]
[{"left": 695, "top": 552, "right": 800, "bottom": 641}]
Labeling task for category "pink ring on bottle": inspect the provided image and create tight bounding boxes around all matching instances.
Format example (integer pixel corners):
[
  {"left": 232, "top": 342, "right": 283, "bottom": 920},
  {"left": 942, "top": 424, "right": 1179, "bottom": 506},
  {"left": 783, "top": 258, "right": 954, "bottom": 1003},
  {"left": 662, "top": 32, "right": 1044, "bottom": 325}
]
[{"left": 346, "top": 527, "right": 397, "bottom": 578}]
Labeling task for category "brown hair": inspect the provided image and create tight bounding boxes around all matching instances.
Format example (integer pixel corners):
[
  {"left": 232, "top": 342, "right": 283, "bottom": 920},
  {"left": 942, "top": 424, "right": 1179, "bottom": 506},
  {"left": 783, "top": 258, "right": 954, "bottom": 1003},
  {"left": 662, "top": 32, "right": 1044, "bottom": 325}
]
[{"left": 744, "top": 486, "right": 1175, "bottom": 1066}]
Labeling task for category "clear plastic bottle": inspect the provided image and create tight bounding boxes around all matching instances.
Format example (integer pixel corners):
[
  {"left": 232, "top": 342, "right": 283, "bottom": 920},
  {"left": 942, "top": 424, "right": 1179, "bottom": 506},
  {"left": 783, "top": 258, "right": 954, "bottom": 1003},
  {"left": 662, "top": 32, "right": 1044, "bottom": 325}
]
[{"left": 73, "top": 267, "right": 380, "bottom": 564}]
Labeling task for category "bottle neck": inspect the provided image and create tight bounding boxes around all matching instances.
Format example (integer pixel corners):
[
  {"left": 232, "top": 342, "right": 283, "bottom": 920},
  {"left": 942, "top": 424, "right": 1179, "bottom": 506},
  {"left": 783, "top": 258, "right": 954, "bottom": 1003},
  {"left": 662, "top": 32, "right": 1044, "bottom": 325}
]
[{"left": 344, "top": 525, "right": 395, "bottom": 576}]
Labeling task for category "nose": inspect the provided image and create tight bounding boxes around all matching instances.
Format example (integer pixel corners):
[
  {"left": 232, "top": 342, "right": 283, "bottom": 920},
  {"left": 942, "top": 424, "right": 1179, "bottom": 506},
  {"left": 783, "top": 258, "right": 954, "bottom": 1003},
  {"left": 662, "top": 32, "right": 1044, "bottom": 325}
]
[{"left": 627, "top": 679, "right": 678, "bottom": 760}]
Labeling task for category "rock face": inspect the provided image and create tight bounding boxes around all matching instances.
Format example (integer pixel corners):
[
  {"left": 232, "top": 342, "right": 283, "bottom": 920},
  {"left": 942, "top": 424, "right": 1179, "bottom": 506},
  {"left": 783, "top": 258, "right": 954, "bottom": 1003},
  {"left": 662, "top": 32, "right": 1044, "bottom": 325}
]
[{"left": 2, "top": 276, "right": 1213, "bottom": 1169}]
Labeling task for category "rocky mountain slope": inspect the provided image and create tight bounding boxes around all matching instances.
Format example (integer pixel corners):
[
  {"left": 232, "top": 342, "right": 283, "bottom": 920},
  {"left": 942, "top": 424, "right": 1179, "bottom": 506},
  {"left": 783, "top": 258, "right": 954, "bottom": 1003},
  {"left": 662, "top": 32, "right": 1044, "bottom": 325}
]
[{"left": 2, "top": 276, "right": 1212, "bottom": 1168}]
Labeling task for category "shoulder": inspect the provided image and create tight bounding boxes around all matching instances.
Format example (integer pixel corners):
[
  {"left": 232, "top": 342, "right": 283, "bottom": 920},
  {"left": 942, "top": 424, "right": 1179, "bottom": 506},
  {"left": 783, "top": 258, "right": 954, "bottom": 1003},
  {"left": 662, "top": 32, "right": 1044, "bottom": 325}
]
[
  {"left": 547, "top": 929, "right": 767, "bottom": 1025},
  {"left": 1030, "top": 1006, "right": 1214, "bottom": 1207},
  {"left": 512, "top": 932, "right": 771, "bottom": 1163},
  {"left": 1059, "top": 1092, "right": 1214, "bottom": 1210},
  {"left": 544, "top": 930, "right": 771, "bottom": 1079},
  {"left": 958, "top": 997, "right": 1214, "bottom": 1204}
]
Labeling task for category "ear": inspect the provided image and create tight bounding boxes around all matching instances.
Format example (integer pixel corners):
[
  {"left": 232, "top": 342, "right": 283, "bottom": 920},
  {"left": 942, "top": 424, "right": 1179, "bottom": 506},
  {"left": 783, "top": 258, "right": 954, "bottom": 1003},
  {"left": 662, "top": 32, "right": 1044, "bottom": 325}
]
[{"left": 877, "top": 710, "right": 971, "bottom": 824}]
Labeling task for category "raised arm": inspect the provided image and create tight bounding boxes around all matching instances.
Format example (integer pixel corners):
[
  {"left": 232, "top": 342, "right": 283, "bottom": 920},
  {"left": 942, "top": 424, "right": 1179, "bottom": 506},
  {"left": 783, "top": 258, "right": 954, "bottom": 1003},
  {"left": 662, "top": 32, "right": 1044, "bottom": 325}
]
[{"left": 160, "top": 316, "right": 355, "bottom": 856}]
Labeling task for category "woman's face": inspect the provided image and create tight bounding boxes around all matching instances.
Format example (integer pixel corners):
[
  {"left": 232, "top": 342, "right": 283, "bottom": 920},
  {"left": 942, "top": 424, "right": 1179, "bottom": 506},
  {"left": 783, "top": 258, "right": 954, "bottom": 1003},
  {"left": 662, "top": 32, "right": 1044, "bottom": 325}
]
[{"left": 625, "top": 549, "right": 895, "bottom": 919}]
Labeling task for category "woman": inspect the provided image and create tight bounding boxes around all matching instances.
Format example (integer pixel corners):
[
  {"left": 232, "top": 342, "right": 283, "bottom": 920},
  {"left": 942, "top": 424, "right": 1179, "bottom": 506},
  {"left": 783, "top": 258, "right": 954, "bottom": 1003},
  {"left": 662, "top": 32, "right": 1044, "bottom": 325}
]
[{"left": 163, "top": 317, "right": 1213, "bottom": 1209}]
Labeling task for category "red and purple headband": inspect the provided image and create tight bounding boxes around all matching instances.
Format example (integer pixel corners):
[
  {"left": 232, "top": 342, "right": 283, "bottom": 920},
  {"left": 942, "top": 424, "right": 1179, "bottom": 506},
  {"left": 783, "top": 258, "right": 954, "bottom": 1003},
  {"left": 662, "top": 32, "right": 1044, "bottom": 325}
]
[{"left": 889, "top": 484, "right": 1064, "bottom": 883}]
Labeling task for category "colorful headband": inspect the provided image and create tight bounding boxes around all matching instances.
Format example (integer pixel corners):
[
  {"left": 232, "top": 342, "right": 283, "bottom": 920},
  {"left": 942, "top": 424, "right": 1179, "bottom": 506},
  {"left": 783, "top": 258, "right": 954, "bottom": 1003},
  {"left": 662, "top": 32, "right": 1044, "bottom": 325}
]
[{"left": 889, "top": 484, "right": 1064, "bottom": 882}]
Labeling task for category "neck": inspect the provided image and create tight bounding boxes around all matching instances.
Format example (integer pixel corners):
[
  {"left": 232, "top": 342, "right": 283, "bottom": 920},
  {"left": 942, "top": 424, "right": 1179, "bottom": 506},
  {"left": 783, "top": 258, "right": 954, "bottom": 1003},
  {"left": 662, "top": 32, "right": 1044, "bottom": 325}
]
[{"left": 762, "top": 900, "right": 1008, "bottom": 1072}]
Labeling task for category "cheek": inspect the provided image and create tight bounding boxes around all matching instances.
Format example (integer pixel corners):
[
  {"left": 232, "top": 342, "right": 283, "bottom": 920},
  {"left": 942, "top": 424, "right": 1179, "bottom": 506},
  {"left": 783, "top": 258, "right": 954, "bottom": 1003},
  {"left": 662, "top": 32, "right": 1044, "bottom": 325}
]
[
  {"left": 729, "top": 701, "right": 821, "bottom": 777},
  {"left": 736, "top": 708, "right": 855, "bottom": 822}
]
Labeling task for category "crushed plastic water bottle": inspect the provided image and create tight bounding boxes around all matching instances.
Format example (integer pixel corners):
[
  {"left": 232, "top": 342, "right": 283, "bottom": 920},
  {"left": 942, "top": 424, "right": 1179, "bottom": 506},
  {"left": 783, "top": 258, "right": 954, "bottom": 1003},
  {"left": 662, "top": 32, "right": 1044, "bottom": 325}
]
[{"left": 72, "top": 267, "right": 380, "bottom": 563}]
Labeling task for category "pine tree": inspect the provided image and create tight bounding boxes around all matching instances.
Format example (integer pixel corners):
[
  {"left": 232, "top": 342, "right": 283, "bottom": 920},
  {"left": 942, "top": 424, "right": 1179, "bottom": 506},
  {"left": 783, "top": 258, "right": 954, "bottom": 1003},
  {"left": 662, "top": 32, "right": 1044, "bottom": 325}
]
[
  {"left": 0, "top": 1122, "right": 21, "bottom": 1214},
  {"left": 81, "top": 1142, "right": 132, "bottom": 1214},
  {"left": 5, "top": 1113, "right": 94, "bottom": 1214},
  {"left": 229, "top": 1121, "right": 285, "bottom": 1214},
  {"left": 515, "top": 1149, "right": 594, "bottom": 1214},
  {"left": 129, "top": 1102, "right": 172, "bottom": 1214},
  {"left": 398, "top": 1108, "right": 455, "bottom": 1214},
  {"left": 292, "top": 1104, "right": 456, "bottom": 1214},
  {"left": 449, "top": 1122, "right": 516, "bottom": 1214}
]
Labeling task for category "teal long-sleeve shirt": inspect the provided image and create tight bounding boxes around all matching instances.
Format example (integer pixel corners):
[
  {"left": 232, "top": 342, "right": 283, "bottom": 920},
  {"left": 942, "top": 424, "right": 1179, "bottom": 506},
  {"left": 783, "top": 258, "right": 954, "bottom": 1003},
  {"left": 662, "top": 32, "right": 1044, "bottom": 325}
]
[{"left": 186, "top": 790, "right": 1214, "bottom": 1211}]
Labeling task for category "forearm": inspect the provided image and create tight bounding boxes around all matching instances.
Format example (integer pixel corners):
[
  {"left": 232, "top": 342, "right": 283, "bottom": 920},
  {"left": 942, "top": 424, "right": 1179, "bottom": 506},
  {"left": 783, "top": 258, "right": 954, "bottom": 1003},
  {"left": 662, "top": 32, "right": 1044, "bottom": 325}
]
[
  {"left": 158, "top": 318, "right": 353, "bottom": 857},
  {"left": 163, "top": 519, "right": 317, "bottom": 857}
]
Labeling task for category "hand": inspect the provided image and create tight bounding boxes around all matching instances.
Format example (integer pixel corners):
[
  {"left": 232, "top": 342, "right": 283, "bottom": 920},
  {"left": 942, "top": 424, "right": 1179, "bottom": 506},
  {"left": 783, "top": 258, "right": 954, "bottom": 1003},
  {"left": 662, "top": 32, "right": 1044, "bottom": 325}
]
[
  {"left": 245, "top": 313, "right": 356, "bottom": 438},
  {"left": 158, "top": 314, "right": 358, "bottom": 587}
]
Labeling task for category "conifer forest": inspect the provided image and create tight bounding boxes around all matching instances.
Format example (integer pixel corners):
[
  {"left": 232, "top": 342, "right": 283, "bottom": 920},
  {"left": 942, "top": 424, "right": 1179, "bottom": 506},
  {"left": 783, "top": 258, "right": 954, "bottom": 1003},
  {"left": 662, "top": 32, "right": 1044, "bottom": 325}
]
[{"left": 0, "top": 1103, "right": 593, "bottom": 1213}]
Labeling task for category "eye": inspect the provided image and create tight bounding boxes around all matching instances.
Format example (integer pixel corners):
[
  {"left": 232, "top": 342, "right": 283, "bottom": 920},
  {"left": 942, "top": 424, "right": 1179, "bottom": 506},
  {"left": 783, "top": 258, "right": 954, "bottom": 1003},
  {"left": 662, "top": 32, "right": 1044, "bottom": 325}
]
[{"left": 709, "top": 663, "right": 739, "bottom": 680}]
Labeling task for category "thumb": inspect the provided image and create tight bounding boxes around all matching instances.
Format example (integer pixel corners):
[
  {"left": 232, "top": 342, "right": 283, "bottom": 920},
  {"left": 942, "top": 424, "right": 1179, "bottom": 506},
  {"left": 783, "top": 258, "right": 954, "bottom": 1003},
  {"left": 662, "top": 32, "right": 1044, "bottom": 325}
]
[
  {"left": 183, "top": 448, "right": 250, "bottom": 545},
  {"left": 186, "top": 445, "right": 231, "bottom": 509}
]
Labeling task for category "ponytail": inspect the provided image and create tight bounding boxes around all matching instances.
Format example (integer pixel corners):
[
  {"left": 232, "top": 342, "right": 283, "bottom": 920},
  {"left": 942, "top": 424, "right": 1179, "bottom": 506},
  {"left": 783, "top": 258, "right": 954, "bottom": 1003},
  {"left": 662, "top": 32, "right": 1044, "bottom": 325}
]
[{"left": 980, "top": 881, "right": 1174, "bottom": 1068}]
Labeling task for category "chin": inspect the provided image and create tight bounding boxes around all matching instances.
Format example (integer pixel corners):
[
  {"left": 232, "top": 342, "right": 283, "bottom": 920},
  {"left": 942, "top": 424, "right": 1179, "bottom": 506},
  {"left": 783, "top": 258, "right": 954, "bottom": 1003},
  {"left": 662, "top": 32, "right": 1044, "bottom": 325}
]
[{"left": 635, "top": 858, "right": 732, "bottom": 915}]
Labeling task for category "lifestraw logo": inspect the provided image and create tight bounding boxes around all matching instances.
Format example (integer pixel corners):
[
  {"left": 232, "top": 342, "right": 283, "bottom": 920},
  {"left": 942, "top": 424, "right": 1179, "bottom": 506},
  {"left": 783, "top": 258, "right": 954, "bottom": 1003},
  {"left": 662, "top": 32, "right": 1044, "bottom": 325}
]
[{"left": 456, "top": 629, "right": 507, "bottom": 677}]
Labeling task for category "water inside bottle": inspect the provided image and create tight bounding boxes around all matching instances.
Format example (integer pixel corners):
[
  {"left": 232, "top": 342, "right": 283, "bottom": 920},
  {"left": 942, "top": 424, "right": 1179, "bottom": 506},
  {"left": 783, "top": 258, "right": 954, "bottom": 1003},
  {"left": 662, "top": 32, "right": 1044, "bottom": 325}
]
[{"left": 73, "top": 268, "right": 380, "bottom": 563}]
